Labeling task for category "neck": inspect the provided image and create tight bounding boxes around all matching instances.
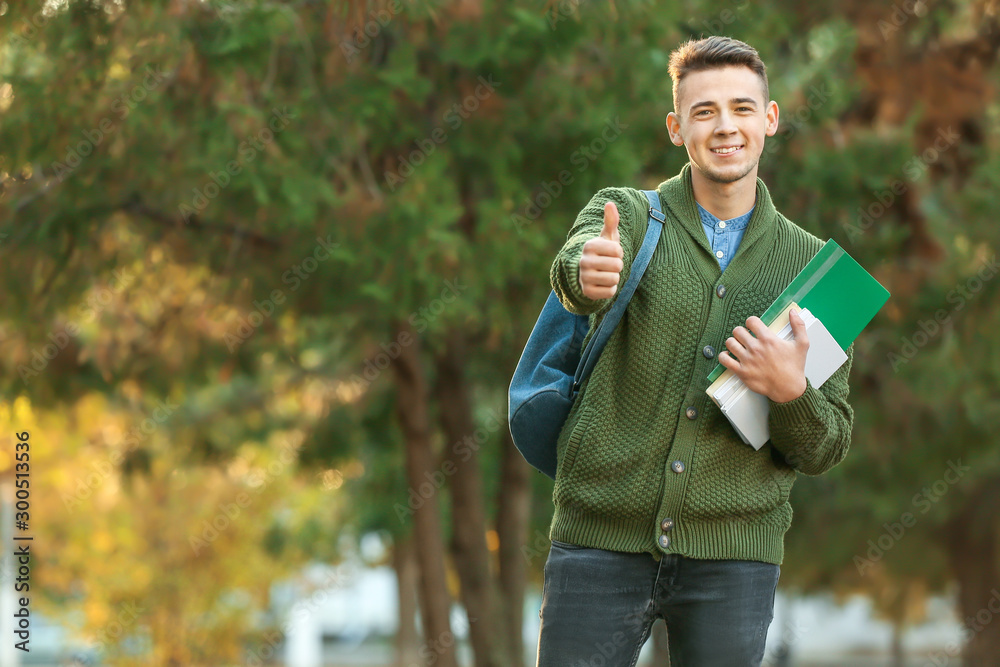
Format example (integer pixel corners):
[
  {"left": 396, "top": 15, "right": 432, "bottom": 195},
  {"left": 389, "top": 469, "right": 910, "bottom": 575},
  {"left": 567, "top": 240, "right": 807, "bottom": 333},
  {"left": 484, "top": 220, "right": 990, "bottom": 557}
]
[{"left": 690, "top": 165, "right": 758, "bottom": 220}]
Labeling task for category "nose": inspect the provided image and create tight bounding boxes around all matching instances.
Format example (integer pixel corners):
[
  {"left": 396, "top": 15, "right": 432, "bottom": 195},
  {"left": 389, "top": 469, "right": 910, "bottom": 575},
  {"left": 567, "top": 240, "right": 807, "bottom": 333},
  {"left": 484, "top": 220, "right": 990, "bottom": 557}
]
[{"left": 714, "top": 110, "right": 738, "bottom": 135}]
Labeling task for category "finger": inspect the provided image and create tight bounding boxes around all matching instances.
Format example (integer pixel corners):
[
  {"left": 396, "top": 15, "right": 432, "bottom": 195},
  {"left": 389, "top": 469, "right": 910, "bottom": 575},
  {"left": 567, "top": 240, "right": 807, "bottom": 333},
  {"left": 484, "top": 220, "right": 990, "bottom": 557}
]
[
  {"left": 732, "top": 325, "right": 757, "bottom": 349},
  {"left": 725, "top": 336, "right": 746, "bottom": 359},
  {"left": 789, "top": 309, "right": 809, "bottom": 346},
  {"left": 788, "top": 309, "right": 804, "bottom": 333},
  {"left": 744, "top": 316, "right": 768, "bottom": 338},
  {"left": 582, "top": 270, "right": 622, "bottom": 287},
  {"left": 601, "top": 201, "right": 620, "bottom": 242},
  {"left": 583, "top": 283, "right": 618, "bottom": 299},
  {"left": 587, "top": 238, "right": 624, "bottom": 258},
  {"left": 581, "top": 254, "right": 625, "bottom": 273}
]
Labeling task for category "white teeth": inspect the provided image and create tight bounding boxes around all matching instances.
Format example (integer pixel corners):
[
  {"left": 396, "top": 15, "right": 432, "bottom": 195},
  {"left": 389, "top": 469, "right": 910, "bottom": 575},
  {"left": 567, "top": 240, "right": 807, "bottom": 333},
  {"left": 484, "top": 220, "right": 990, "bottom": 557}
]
[{"left": 712, "top": 146, "right": 742, "bottom": 154}]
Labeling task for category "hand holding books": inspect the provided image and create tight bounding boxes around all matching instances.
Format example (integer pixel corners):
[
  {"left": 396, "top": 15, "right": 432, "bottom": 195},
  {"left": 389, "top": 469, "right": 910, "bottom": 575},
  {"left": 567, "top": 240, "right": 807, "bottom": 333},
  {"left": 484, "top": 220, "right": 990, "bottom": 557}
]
[
  {"left": 704, "top": 239, "right": 891, "bottom": 449},
  {"left": 718, "top": 307, "right": 810, "bottom": 404},
  {"left": 708, "top": 303, "right": 848, "bottom": 449}
]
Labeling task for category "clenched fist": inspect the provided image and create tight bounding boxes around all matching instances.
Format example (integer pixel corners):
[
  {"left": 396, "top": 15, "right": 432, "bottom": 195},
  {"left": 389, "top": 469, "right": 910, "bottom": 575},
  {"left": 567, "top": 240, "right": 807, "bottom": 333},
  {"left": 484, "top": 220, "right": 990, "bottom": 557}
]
[{"left": 578, "top": 201, "right": 624, "bottom": 300}]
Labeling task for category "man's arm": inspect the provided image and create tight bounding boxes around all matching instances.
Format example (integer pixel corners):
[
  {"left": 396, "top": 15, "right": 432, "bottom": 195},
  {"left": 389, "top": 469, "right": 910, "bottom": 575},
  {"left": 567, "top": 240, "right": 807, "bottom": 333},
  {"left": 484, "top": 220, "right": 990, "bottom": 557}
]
[
  {"left": 549, "top": 187, "right": 641, "bottom": 316},
  {"left": 767, "top": 341, "right": 855, "bottom": 476}
]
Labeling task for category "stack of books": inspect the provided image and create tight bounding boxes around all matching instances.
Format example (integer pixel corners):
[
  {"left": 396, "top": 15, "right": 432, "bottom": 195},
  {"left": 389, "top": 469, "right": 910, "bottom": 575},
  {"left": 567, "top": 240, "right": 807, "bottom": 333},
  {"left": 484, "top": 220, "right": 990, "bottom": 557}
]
[
  {"left": 707, "top": 303, "right": 847, "bottom": 449},
  {"left": 705, "top": 240, "right": 891, "bottom": 449}
]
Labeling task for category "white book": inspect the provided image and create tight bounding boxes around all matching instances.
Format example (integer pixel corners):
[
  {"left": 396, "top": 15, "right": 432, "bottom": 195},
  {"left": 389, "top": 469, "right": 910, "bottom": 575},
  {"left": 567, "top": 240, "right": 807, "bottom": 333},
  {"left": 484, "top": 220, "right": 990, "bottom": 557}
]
[{"left": 709, "top": 308, "right": 848, "bottom": 449}]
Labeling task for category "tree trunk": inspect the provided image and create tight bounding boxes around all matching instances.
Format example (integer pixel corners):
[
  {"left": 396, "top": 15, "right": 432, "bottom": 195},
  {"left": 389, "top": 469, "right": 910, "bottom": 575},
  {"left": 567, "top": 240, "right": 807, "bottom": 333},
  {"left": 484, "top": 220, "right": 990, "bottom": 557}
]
[
  {"left": 496, "top": 427, "right": 532, "bottom": 667},
  {"left": 944, "top": 476, "right": 1000, "bottom": 666},
  {"left": 890, "top": 620, "right": 904, "bottom": 667},
  {"left": 885, "top": 581, "right": 907, "bottom": 667},
  {"left": 393, "top": 534, "right": 421, "bottom": 667},
  {"left": 769, "top": 595, "right": 793, "bottom": 667},
  {"left": 390, "top": 319, "right": 458, "bottom": 667},
  {"left": 433, "top": 329, "right": 509, "bottom": 667}
]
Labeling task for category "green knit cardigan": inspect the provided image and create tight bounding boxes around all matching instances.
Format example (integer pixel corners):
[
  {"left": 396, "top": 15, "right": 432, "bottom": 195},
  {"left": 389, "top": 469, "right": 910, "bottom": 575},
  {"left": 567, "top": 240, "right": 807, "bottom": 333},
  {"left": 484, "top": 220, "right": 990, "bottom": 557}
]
[{"left": 547, "top": 163, "right": 854, "bottom": 566}]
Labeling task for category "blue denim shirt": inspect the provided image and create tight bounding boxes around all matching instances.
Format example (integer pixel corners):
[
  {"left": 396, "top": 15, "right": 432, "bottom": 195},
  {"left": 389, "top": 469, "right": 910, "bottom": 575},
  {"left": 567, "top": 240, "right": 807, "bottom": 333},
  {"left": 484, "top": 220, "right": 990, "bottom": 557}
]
[{"left": 696, "top": 201, "right": 754, "bottom": 272}]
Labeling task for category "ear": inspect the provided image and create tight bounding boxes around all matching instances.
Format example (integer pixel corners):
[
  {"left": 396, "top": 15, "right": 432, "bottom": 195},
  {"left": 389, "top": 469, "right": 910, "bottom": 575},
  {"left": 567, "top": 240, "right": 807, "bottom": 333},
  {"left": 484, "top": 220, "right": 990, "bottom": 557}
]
[
  {"left": 765, "top": 100, "right": 779, "bottom": 137},
  {"left": 666, "top": 112, "right": 684, "bottom": 146}
]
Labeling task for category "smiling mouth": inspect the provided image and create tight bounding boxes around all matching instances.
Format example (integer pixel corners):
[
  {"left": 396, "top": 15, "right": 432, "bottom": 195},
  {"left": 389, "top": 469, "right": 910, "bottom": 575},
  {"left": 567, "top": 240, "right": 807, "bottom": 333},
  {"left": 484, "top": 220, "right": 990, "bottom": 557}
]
[{"left": 711, "top": 145, "right": 744, "bottom": 155}]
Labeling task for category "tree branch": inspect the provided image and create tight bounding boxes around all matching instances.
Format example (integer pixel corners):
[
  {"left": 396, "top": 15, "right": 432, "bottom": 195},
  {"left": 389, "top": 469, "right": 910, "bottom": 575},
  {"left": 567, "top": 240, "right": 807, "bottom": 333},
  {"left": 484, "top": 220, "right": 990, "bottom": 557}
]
[{"left": 119, "top": 194, "right": 283, "bottom": 251}]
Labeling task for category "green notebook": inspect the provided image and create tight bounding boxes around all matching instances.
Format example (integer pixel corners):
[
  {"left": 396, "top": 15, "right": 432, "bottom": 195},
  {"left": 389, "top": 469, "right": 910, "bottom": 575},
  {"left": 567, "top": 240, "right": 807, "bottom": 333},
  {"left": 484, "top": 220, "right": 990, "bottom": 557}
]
[{"left": 706, "top": 239, "right": 891, "bottom": 383}]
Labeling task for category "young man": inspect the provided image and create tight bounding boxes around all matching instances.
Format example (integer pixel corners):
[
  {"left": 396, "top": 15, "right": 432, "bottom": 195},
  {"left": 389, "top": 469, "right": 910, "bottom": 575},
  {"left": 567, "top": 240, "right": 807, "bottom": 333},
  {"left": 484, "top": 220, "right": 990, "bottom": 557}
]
[{"left": 537, "top": 36, "right": 854, "bottom": 666}]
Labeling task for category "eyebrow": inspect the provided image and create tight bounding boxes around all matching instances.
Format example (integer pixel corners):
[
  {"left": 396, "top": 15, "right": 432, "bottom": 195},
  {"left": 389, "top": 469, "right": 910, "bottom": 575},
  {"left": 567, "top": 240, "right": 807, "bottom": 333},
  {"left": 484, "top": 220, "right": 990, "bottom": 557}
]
[{"left": 689, "top": 97, "right": 759, "bottom": 112}]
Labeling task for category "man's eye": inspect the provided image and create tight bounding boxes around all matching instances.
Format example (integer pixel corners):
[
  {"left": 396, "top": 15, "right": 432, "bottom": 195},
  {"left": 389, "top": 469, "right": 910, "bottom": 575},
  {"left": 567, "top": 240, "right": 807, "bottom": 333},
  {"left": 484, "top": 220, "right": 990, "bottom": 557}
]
[
  {"left": 697, "top": 110, "right": 711, "bottom": 116},
  {"left": 738, "top": 107, "right": 753, "bottom": 112}
]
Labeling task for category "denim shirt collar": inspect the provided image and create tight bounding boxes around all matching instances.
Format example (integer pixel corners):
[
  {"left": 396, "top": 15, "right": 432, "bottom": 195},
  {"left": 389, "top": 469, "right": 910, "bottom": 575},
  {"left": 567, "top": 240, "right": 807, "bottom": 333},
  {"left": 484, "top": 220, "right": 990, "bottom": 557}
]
[{"left": 695, "top": 200, "right": 755, "bottom": 231}]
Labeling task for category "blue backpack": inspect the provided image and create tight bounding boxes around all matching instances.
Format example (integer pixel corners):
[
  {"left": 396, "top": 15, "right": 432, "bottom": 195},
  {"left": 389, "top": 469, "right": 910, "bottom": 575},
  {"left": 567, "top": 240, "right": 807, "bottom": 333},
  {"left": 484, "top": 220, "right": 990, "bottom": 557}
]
[{"left": 507, "top": 190, "right": 666, "bottom": 478}]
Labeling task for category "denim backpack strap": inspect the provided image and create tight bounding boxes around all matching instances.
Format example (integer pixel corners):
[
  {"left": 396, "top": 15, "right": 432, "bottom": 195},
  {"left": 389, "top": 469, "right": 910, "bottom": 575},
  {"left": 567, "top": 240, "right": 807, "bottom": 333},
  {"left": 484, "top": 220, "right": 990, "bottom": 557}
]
[{"left": 572, "top": 190, "right": 665, "bottom": 392}]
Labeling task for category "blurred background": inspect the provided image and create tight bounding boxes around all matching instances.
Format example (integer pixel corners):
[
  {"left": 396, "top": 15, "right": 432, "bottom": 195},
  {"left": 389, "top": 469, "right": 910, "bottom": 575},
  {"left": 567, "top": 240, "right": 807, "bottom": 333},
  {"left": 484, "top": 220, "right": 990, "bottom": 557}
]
[{"left": 0, "top": 0, "right": 999, "bottom": 665}]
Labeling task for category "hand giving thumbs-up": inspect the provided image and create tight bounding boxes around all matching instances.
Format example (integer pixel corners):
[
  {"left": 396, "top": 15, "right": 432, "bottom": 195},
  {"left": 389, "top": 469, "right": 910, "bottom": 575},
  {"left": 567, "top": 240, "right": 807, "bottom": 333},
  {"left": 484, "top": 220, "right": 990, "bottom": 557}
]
[{"left": 578, "top": 201, "right": 624, "bottom": 300}]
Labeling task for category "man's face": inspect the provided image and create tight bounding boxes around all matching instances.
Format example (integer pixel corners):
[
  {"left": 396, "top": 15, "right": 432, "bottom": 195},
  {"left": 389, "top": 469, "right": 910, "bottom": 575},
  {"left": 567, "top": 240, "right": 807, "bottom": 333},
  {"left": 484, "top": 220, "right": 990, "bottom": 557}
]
[{"left": 666, "top": 65, "right": 779, "bottom": 186}]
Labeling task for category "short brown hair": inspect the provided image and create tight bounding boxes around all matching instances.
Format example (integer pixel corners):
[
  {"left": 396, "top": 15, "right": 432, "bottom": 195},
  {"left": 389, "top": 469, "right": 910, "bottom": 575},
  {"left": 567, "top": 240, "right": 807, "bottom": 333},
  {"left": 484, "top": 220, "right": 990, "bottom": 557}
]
[{"left": 668, "top": 36, "right": 769, "bottom": 113}]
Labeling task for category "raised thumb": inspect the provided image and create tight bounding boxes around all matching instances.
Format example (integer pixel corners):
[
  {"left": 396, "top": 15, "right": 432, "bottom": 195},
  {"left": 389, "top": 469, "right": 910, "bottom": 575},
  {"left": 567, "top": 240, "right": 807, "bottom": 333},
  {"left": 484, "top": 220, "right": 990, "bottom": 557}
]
[{"left": 601, "top": 201, "right": 620, "bottom": 242}]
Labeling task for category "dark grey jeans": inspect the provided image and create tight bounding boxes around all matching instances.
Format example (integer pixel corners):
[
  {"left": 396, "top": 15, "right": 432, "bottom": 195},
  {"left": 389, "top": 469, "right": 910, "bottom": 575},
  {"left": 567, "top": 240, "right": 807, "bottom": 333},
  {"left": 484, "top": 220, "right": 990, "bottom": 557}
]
[{"left": 535, "top": 539, "right": 779, "bottom": 667}]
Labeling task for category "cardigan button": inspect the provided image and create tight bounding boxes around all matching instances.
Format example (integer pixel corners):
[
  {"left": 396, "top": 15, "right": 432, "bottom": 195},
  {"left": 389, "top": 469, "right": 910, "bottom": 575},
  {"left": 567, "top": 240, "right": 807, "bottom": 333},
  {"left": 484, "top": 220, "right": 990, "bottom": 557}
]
[
  {"left": 685, "top": 406, "right": 698, "bottom": 420},
  {"left": 658, "top": 534, "right": 671, "bottom": 549},
  {"left": 671, "top": 460, "right": 685, "bottom": 473},
  {"left": 702, "top": 345, "right": 715, "bottom": 359},
  {"left": 716, "top": 284, "right": 727, "bottom": 298},
  {"left": 660, "top": 517, "right": 674, "bottom": 532}
]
